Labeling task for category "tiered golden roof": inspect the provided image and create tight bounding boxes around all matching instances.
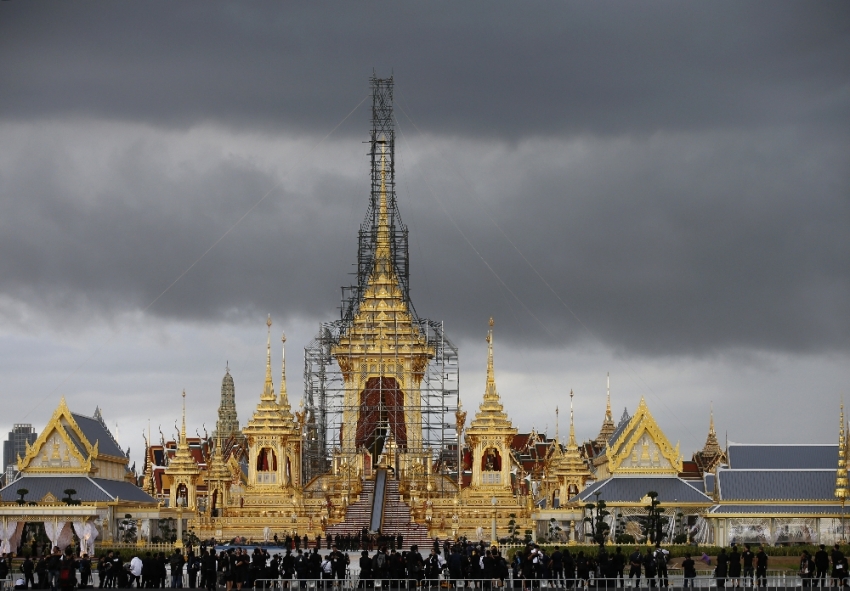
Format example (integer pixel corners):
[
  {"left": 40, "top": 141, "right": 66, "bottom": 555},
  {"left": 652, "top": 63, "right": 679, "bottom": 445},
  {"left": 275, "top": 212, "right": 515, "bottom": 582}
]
[
  {"left": 594, "top": 373, "right": 616, "bottom": 447},
  {"left": 332, "top": 146, "right": 434, "bottom": 375},
  {"left": 467, "top": 319, "right": 516, "bottom": 436},
  {"left": 164, "top": 391, "right": 201, "bottom": 478},
  {"left": 243, "top": 316, "right": 299, "bottom": 438},
  {"left": 207, "top": 437, "right": 231, "bottom": 483},
  {"left": 551, "top": 390, "right": 592, "bottom": 482}
]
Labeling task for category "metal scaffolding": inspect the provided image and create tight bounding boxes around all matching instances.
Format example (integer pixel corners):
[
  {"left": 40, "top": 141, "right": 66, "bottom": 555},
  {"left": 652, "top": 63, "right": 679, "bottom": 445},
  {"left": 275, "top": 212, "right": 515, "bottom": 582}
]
[{"left": 302, "top": 76, "right": 460, "bottom": 492}]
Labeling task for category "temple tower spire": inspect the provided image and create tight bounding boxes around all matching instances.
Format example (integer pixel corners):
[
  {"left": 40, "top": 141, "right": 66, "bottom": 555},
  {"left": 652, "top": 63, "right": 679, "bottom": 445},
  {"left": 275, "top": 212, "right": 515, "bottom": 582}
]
[
  {"left": 262, "top": 315, "right": 275, "bottom": 402},
  {"left": 279, "top": 331, "right": 291, "bottom": 415},
  {"left": 213, "top": 362, "right": 241, "bottom": 441},
  {"left": 594, "top": 372, "right": 616, "bottom": 447},
  {"left": 836, "top": 400, "right": 848, "bottom": 500}
]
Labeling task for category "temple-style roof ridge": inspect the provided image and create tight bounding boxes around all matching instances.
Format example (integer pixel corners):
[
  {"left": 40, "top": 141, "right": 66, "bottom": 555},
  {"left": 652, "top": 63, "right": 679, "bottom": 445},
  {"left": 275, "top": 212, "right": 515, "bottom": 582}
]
[
  {"left": 467, "top": 318, "right": 516, "bottom": 435},
  {"left": 333, "top": 146, "right": 434, "bottom": 363},
  {"left": 605, "top": 396, "right": 682, "bottom": 475}
]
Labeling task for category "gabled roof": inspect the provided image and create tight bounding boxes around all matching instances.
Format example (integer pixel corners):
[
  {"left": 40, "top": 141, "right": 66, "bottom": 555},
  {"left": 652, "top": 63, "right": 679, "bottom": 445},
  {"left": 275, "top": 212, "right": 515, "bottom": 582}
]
[
  {"left": 570, "top": 476, "right": 713, "bottom": 505},
  {"left": 0, "top": 476, "right": 156, "bottom": 504},
  {"left": 727, "top": 443, "right": 837, "bottom": 470},
  {"left": 716, "top": 469, "right": 835, "bottom": 501},
  {"left": 72, "top": 413, "right": 126, "bottom": 459}
]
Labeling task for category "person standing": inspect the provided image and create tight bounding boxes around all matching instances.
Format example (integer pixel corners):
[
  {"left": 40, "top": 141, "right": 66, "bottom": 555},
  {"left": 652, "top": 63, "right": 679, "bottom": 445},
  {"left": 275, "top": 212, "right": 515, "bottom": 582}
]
[
  {"left": 358, "top": 551, "right": 373, "bottom": 589},
  {"left": 129, "top": 555, "right": 143, "bottom": 588},
  {"left": 22, "top": 555, "right": 35, "bottom": 589},
  {"left": 814, "top": 545, "right": 830, "bottom": 588},
  {"left": 79, "top": 554, "right": 92, "bottom": 589},
  {"left": 186, "top": 552, "right": 199, "bottom": 589},
  {"left": 715, "top": 548, "right": 728, "bottom": 590},
  {"left": 200, "top": 550, "right": 217, "bottom": 591},
  {"left": 755, "top": 547, "right": 767, "bottom": 589},
  {"left": 170, "top": 550, "right": 185, "bottom": 589},
  {"left": 742, "top": 545, "right": 755, "bottom": 589},
  {"left": 800, "top": 551, "right": 815, "bottom": 589},
  {"left": 728, "top": 545, "right": 741, "bottom": 588},
  {"left": 47, "top": 547, "right": 62, "bottom": 591},
  {"left": 628, "top": 547, "right": 642, "bottom": 588},
  {"left": 642, "top": 549, "right": 656, "bottom": 589},
  {"left": 832, "top": 544, "right": 846, "bottom": 588},
  {"left": 654, "top": 545, "right": 669, "bottom": 589},
  {"left": 682, "top": 554, "right": 696, "bottom": 589},
  {"left": 406, "top": 545, "right": 424, "bottom": 584}
]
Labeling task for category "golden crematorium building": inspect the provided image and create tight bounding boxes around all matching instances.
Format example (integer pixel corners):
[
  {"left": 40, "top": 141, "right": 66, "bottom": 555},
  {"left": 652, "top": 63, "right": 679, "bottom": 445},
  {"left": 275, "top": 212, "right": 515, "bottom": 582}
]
[{"left": 4, "top": 76, "right": 846, "bottom": 551}]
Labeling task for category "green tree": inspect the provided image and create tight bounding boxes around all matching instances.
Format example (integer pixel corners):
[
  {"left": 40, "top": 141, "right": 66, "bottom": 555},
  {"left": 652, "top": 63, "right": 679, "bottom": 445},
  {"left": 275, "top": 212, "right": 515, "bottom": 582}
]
[
  {"left": 584, "top": 495, "right": 610, "bottom": 547},
  {"left": 16, "top": 488, "right": 29, "bottom": 505},
  {"left": 638, "top": 491, "right": 668, "bottom": 544}
]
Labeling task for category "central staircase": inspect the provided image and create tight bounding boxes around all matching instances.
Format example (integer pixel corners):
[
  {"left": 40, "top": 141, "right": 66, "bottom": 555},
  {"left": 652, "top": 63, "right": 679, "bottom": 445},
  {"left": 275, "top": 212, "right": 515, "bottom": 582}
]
[{"left": 324, "top": 475, "right": 433, "bottom": 550}]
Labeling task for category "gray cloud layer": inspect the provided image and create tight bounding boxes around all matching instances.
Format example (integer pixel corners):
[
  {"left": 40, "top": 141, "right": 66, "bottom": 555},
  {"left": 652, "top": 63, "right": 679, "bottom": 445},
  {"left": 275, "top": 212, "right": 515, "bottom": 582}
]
[
  {"left": 0, "top": 2, "right": 848, "bottom": 361},
  {"left": 2, "top": 3, "right": 849, "bottom": 137}
]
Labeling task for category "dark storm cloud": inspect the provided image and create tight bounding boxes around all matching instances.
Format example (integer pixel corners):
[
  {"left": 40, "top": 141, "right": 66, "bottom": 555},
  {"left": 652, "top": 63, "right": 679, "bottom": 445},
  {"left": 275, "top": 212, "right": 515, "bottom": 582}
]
[
  {"left": 1, "top": 2, "right": 848, "bottom": 137},
  {"left": 0, "top": 2, "right": 848, "bottom": 359}
]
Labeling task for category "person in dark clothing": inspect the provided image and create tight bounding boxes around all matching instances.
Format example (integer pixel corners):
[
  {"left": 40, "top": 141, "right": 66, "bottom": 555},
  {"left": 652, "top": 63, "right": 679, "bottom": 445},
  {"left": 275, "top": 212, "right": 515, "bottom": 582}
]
[
  {"left": 550, "top": 548, "right": 564, "bottom": 585},
  {"left": 643, "top": 550, "right": 657, "bottom": 588},
  {"left": 406, "top": 545, "right": 424, "bottom": 583},
  {"left": 628, "top": 548, "right": 642, "bottom": 588},
  {"left": 22, "top": 556, "right": 35, "bottom": 589},
  {"left": 742, "top": 545, "right": 755, "bottom": 588},
  {"left": 800, "top": 551, "right": 815, "bottom": 588},
  {"left": 832, "top": 544, "right": 846, "bottom": 587},
  {"left": 187, "top": 552, "right": 200, "bottom": 589},
  {"left": 57, "top": 549, "right": 77, "bottom": 591},
  {"left": 79, "top": 555, "right": 92, "bottom": 589},
  {"left": 613, "top": 547, "right": 625, "bottom": 585},
  {"left": 682, "top": 554, "right": 696, "bottom": 588},
  {"left": 728, "top": 545, "right": 741, "bottom": 588},
  {"left": 329, "top": 546, "right": 347, "bottom": 581},
  {"left": 35, "top": 557, "right": 47, "bottom": 589},
  {"left": 200, "top": 550, "right": 217, "bottom": 591},
  {"left": 715, "top": 548, "right": 728, "bottom": 589},
  {"left": 280, "top": 549, "right": 294, "bottom": 582},
  {"left": 814, "top": 545, "right": 830, "bottom": 587},
  {"left": 755, "top": 546, "right": 768, "bottom": 588},
  {"left": 358, "top": 551, "right": 373, "bottom": 588},
  {"left": 563, "top": 550, "right": 575, "bottom": 589}
]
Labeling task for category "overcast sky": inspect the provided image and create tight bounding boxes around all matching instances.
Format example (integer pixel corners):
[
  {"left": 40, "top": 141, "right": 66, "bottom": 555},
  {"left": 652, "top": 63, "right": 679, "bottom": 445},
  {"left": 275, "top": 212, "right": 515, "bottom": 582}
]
[{"left": 1, "top": 2, "right": 848, "bottom": 470}]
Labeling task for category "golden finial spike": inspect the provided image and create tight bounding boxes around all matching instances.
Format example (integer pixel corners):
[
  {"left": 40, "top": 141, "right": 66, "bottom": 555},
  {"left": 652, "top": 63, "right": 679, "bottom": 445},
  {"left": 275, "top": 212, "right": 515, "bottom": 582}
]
[
  {"left": 279, "top": 331, "right": 290, "bottom": 411},
  {"left": 180, "top": 390, "right": 187, "bottom": 445},
  {"left": 555, "top": 406, "right": 560, "bottom": 443},
  {"left": 569, "top": 389, "right": 577, "bottom": 447},
  {"left": 709, "top": 401, "right": 716, "bottom": 435},
  {"left": 484, "top": 318, "right": 496, "bottom": 400},
  {"left": 262, "top": 316, "right": 275, "bottom": 401},
  {"left": 606, "top": 372, "right": 612, "bottom": 419}
]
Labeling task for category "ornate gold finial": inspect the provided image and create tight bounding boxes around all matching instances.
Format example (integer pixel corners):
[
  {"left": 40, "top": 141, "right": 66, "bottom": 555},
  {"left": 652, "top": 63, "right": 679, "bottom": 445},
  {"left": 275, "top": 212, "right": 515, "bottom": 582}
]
[
  {"left": 262, "top": 316, "right": 275, "bottom": 401},
  {"left": 606, "top": 372, "right": 612, "bottom": 419},
  {"left": 837, "top": 398, "right": 848, "bottom": 500},
  {"left": 181, "top": 389, "right": 187, "bottom": 443},
  {"left": 569, "top": 389, "right": 577, "bottom": 447},
  {"left": 555, "top": 406, "right": 560, "bottom": 443},
  {"left": 595, "top": 374, "right": 616, "bottom": 447},
  {"left": 484, "top": 318, "right": 497, "bottom": 400},
  {"left": 279, "top": 331, "right": 291, "bottom": 412}
]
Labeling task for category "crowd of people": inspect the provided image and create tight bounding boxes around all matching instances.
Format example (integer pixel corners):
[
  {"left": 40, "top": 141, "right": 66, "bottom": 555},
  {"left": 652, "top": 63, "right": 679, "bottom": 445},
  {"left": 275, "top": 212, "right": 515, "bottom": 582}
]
[{"left": 2, "top": 540, "right": 849, "bottom": 589}]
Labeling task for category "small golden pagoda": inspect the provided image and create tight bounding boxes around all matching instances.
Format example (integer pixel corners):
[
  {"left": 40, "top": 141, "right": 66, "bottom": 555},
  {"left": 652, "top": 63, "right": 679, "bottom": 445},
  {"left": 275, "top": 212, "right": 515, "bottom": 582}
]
[
  {"left": 162, "top": 391, "right": 201, "bottom": 510},
  {"left": 836, "top": 402, "right": 848, "bottom": 502},
  {"left": 594, "top": 374, "right": 616, "bottom": 448},
  {"left": 549, "top": 391, "right": 592, "bottom": 505}
]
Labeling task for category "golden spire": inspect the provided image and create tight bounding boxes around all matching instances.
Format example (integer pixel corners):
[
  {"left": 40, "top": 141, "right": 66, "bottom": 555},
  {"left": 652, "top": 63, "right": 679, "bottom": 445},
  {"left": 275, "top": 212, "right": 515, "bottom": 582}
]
[
  {"left": 279, "top": 331, "right": 291, "bottom": 414},
  {"left": 555, "top": 406, "right": 559, "bottom": 444},
  {"left": 702, "top": 401, "right": 722, "bottom": 456},
  {"left": 484, "top": 317, "right": 497, "bottom": 402},
  {"left": 374, "top": 142, "right": 392, "bottom": 276},
  {"left": 836, "top": 399, "right": 848, "bottom": 500},
  {"left": 594, "top": 373, "right": 616, "bottom": 447},
  {"left": 180, "top": 389, "right": 187, "bottom": 446},
  {"left": 262, "top": 315, "right": 275, "bottom": 402},
  {"left": 468, "top": 317, "right": 515, "bottom": 434},
  {"left": 569, "top": 389, "right": 577, "bottom": 447},
  {"left": 165, "top": 390, "right": 200, "bottom": 476}
]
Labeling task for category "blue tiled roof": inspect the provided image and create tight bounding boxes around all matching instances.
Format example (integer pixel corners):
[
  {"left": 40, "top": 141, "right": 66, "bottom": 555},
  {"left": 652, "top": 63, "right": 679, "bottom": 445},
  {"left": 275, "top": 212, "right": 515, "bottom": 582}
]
[
  {"left": 72, "top": 413, "right": 126, "bottom": 459},
  {"left": 727, "top": 444, "right": 837, "bottom": 470},
  {"left": 710, "top": 504, "right": 843, "bottom": 515},
  {"left": 0, "top": 476, "right": 156, "bottom": 503},
  {"left": 571, "top": 476, "right": 713, "bottom": 504},
  {"left": 704, "top": 473, "right": 716, "bottom": 494},
  {"left": 717, "top": 469, "right": 835, "bottom": 501},
  {"left": 607, "top": 409, "right": 632, "bottom": 446}
]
